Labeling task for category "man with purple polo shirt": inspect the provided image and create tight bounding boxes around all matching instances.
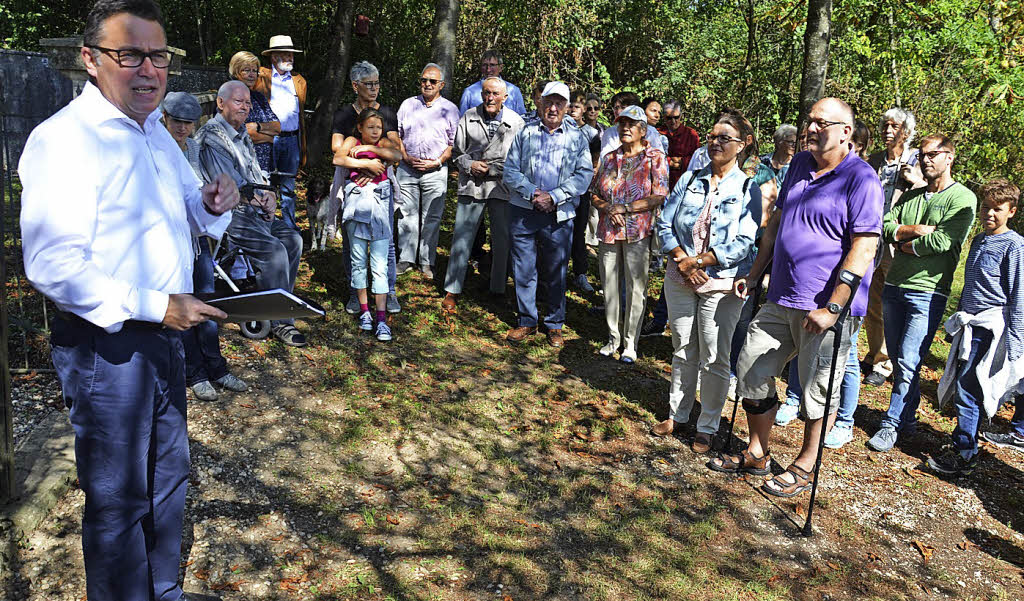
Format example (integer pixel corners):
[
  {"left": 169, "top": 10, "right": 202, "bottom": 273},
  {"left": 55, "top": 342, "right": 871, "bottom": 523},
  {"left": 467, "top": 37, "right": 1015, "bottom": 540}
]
[
  {"left": 396, "top": 63, "right": 460, "bottom": 277},
  {"left": 707, "top": 98, "right": 883, "bottom": 499}
]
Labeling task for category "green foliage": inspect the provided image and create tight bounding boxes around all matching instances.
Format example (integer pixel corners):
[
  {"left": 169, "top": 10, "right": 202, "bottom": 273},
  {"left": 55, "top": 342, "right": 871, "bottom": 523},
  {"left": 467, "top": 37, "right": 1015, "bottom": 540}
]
[{"left": 3, "top": 0, "right": 1022, "bottom": 181}]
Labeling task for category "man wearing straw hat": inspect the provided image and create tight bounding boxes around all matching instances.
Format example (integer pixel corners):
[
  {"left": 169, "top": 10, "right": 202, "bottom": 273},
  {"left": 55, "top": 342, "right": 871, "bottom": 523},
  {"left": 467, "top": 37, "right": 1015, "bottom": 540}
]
[{"left": 254, "top": 34, "right": 307, "bottom": 233}]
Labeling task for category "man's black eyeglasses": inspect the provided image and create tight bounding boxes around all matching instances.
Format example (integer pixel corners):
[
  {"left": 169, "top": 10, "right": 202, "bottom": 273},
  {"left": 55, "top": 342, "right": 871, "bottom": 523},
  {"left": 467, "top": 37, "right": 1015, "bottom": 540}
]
[
  {"left": 90, "top": 46, "right": 171, "bottom": 68},
  {"left": 807, "top": 118, "right": 846, "bottom": 130}
]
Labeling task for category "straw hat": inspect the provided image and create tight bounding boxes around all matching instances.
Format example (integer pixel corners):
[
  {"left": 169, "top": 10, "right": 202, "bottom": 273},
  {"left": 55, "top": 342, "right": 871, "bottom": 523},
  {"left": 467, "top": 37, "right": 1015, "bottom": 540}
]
[{"left": 262, "top": 35, "right": 303, "bottom": 56}]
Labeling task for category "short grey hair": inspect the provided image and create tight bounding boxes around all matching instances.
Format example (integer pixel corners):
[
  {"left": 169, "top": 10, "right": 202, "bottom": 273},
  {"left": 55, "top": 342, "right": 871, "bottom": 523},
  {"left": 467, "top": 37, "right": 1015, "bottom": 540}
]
[
  {"left": 349, "top": 61, "right": 379, "bottom": 83},
  {"left": 422, "top": 62, "right": 445, "bottom": 82},
  {"left": 881, "top": 107, "right": 916, "bottom": 146},
  {"left": 217, "top": 79, "right": 249, "bottom": 101},
  {"left": 773, "top": 124, "right": 798, "bottom": 144},
  {"left": 481, "top": 76, "right": 507, "bottom": 94},
  {"left": 662, "top": 100, "right": 682, "bottom": 113}
]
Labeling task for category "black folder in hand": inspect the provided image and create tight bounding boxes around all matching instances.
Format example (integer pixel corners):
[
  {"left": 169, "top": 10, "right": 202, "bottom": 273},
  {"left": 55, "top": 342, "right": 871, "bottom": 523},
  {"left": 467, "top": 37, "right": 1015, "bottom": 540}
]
[{"left": 202, "top": 289, "right": 326, "bottom": 323}]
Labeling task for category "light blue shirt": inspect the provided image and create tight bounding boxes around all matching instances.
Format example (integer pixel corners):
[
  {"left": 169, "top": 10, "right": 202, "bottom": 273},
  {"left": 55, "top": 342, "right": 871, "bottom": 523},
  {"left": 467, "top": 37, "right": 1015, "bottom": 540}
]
[
  {"left": 503, "top": 118, "right": 593, "bottom": 223},
  {"left": 459, "top": 78, "right": 527, "bottom": 116},
  {"left": 657, "top": 163, "right": 762, "bottom": 279}
]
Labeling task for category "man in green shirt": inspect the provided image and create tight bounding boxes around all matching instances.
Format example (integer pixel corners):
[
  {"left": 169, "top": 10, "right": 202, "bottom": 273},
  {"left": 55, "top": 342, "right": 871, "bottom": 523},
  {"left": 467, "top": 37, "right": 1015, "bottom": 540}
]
[{"left": 867, "top": 133, "right": 977, "bottom": 452}]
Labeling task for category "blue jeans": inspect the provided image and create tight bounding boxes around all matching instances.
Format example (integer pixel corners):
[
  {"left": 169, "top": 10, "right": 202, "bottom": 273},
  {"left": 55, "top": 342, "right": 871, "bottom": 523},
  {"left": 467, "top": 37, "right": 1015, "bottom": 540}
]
[
  {"left": 342, "top": 182, "right": 397, "bottom": 295},
  {"left": 782, "top": 324, "right": 862, "bottom": 428},
  {"left": 346, "top": 221, "right": 390, "bottom": 295},
  {"left": 952, "top": 327, "right": 993, "bottom": 452},
  {"left": 183, "top": 239, "right": 228, "bottom": 386},
  {"left": 880, "top": 285, "right": 948, "bottom": 431},
  {"left": 509, "top": 205, "right": 572, "bottom": 330},
  {"left": 51, "top": 319, "right": 189, "bottom": 601},
  {"left": 272, "top": 135, "right": 301, "bottom": 232}
]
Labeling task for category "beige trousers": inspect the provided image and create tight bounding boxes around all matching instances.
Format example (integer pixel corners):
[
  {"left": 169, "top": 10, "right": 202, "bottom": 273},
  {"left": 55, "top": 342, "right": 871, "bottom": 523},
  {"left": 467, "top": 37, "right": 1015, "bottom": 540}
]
[
  {"left": 864, "top": 250, "right": 893, "bottom": 377},
  {"left": 598, "top": 239, "right": 650, "bottom": 355},
  {"left": 665, "top": 277, "right": 743, "bottom": 433}
]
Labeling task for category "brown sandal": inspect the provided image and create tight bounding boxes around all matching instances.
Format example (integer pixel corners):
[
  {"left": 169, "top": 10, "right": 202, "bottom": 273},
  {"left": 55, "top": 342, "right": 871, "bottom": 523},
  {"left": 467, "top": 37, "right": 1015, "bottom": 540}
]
[
  {"left": 706, "top": 449, "right": 772, "bottom": 475},
  {"left": 762, "top": 464, "right": 815, "bottom": 498}
]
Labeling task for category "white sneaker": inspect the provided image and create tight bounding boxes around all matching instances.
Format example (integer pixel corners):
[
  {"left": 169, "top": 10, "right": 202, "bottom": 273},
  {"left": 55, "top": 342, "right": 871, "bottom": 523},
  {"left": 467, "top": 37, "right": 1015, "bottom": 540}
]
[{"left": 599, "top": 342, "right": 617, "bottom": 357}]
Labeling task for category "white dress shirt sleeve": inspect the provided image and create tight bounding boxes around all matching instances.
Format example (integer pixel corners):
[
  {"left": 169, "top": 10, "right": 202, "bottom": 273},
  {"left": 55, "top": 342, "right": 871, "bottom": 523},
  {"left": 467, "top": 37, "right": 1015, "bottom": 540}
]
[
  {"left": 175, "top": 147, "right": 232, "bottom": 240},
  {"left": 19, "top": 121, "right": 170, "bottom": 329}
]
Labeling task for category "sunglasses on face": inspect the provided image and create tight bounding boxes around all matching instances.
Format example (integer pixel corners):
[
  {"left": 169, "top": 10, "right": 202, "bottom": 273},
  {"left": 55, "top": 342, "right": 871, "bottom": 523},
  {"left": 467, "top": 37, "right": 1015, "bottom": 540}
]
[
  {"left": 420, "top": 77, "right": 440, "bottom": 85},
  {"left": 664, "top": 114, "right": 681, "bottom": 121}
]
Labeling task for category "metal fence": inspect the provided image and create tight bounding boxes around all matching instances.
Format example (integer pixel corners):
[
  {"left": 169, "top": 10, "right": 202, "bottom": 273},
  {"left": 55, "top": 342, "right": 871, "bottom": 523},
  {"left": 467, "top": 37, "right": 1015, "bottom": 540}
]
[{"left": 1, "top": 50, "right": 72, "bottom": 373}]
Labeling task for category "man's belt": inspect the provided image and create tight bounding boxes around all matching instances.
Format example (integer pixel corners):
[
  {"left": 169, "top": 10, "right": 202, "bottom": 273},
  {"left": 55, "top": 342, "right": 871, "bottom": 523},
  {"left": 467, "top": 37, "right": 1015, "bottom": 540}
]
[
  {"left": 55, "top": 310, "right": 165, "bottom": 332},
  {"left": 278, "top": 129, "right": 300, "bottom": 137}
]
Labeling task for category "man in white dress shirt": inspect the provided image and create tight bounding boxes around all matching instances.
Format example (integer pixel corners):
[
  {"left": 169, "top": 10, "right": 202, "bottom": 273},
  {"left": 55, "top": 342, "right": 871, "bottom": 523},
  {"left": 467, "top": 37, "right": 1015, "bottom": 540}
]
[{"left": 18, "top": 2, "right": 238, "bottom": 599}]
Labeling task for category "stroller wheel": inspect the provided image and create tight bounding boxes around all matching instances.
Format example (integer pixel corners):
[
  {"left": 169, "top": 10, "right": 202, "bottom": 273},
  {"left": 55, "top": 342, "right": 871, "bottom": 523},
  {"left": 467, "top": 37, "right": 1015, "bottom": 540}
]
[{"left": 240, "top": 320, "right": 272, "bottom": 340}]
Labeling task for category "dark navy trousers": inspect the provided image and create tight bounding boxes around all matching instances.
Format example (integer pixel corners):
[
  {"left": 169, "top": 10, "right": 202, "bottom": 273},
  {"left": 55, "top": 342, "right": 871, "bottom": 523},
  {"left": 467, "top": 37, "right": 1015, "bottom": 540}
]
[
  {"left": 183, "top": 239, "right": 228, "bottom": 386},
  {"left": 509, "top": 204, "right": 573, "bottom": 330},
  {"left": 50, "top": 317, "right": 189, "bottom": 601}
]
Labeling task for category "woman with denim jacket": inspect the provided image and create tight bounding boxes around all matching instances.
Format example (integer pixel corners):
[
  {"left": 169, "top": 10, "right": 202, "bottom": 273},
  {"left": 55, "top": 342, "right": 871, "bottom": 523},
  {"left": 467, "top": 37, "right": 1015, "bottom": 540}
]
[{"left": 651, "top": 112, "right": 762, "bottom": 454}]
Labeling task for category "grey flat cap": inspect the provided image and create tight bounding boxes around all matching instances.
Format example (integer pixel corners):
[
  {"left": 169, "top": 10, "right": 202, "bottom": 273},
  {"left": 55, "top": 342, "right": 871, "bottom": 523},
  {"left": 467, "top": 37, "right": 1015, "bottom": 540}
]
[{"left": 161, "top": 92, "right": 202, "bottom": 122}]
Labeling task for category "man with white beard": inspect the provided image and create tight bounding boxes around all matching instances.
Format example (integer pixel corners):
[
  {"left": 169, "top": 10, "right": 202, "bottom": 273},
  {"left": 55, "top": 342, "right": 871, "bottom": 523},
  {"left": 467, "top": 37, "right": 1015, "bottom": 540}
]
[{"left": 254, "top": 35, "right": 307, "bottom": 233}]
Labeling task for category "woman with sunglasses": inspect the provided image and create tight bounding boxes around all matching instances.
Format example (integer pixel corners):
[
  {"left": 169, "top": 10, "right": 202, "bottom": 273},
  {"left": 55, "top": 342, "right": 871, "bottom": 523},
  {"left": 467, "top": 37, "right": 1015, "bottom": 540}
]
[
  {"left": 229, "top": 51, "right": 280, "bottom": 172},
  {"left": 652, "top": 111, "right": 762, "bottom": 454}
]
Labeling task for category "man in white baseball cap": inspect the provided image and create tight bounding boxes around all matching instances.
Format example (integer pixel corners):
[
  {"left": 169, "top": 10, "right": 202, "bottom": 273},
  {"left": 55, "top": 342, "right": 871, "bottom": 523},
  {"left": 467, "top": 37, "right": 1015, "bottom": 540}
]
[
  {"left": 254, "top": 35, "right": 307, "bottom": 233},
  {"left": 502, "top": 80, "right": 593, "bottom": 347}
]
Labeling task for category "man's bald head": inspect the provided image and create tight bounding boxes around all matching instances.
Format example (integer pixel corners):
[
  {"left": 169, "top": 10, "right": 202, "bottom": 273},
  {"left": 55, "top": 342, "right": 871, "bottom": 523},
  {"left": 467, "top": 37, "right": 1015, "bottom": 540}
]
[{"left": 814, "top": 97, "right": 855, "bottom": 125}]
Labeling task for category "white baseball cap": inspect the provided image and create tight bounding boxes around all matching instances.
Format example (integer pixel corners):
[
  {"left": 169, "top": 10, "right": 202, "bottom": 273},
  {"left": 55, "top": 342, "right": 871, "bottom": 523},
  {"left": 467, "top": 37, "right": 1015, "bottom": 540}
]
[{"left": 540, "top": 81, "right": 571, "bottom": 102}]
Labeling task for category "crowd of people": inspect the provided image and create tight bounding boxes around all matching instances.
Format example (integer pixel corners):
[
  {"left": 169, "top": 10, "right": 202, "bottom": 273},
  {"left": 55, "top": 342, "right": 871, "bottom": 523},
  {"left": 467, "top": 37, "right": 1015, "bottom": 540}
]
[{"left": 14, "top": 1, "right": 1024, "bottom": 599}]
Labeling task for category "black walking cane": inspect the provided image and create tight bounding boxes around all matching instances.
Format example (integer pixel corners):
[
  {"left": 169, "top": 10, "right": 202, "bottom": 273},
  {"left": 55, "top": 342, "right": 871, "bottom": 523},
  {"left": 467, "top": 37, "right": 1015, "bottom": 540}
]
[{"left": 802, "top": 268, "right": 862, "bottom": 537}]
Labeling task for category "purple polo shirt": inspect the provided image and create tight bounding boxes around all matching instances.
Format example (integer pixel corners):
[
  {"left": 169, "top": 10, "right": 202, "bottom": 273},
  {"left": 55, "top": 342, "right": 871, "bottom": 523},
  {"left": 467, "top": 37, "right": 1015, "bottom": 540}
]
[
  {"left": 397, "top": 94, "right": 459, "bottom": 161},
  {"left": 768, "top": 148, "right": 883, "bottom": 317}
]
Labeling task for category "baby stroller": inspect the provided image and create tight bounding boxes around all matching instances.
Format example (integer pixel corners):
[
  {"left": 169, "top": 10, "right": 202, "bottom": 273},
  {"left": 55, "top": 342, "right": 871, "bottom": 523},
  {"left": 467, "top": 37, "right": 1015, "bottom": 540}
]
[{"left": 207, "top": 181, "right": 280, "bottom": 340}]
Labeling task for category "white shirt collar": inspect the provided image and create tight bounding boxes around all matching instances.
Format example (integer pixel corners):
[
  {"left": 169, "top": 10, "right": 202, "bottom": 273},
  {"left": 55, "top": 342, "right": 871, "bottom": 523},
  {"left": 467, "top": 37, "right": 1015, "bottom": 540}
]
[
  {"left": 272, "top": 68, "right": 292, "bottom": 81},
  {"left": 79, "top": 82, "right": 164, "bottom": 134}
]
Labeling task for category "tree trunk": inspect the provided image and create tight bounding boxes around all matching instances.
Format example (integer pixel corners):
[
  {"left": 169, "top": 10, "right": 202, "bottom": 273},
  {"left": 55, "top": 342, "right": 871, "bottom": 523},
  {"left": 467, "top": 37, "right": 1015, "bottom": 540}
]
[
  {"left": 798, "top": 0, "right": 833, "bottom": 120},
  {"left": 431, "top": 0, "right": 460, "bottom": 99},
  {"left": 307, "top": 0, "right": 355, "bottom": 165}
]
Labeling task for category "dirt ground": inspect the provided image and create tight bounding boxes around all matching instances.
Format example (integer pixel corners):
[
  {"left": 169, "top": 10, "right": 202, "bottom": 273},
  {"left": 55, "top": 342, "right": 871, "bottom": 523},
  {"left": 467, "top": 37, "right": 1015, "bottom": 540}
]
[{"left": 3, "top": 230, "right": 1023, "bottom": 601}]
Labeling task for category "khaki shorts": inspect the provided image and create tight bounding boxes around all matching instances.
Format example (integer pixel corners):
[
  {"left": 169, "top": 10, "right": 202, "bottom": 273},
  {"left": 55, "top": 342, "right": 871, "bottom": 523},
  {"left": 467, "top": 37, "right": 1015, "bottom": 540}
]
[{"left": 735, "top": 301, "right": 861, "bottom": 420}]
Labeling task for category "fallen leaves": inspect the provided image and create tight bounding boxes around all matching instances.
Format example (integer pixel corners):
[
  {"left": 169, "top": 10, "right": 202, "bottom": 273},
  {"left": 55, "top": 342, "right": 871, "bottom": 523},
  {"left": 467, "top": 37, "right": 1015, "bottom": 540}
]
[
  {"left": 238, "top": 403, "right": 256, "bottom": 409},
  {"left": 911, "top": 539, "right": 936, "bottom": 563},
  {"left": 866, "top": 552, "right": 883, "bottom": 562},
  {"left": 956, "top": 540, "right": 978, "bottom": 551},
  {"left": 386, "top": 514, "right": 401, "bottom": 525}
]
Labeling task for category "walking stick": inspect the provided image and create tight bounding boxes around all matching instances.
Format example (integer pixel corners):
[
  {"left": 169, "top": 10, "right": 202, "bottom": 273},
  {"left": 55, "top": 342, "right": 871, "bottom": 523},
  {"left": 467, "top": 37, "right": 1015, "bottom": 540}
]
[{"left": 802, "top": 269, "right": 861, "bottom": 537}]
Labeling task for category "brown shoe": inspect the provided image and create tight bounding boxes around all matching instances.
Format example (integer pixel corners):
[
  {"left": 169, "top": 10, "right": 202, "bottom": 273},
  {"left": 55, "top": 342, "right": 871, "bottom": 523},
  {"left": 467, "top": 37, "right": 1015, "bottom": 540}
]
[
  {"left": 441, "top": 292, "right": 458, "bottom": 311},
  {"left": 692, "top": 432, "right": 713, "bottom": 454},
  {"left": 506, "top": 326, "right": 538, "bottom": 343},
  {"left": 546, "top": 329, "right": 564, "bottom": 348},
  {"left": 651, "top": 419, "right": 684, "bottom": 437}
]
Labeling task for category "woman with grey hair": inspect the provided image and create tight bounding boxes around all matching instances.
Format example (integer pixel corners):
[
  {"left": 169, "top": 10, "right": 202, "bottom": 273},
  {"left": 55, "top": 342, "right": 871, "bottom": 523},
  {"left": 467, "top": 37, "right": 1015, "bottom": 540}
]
[
  {"left": 331, "top": 60, "right": 402, "bottom": 314},
  {"left": 752, "top": 123, "right": 798, "bottom": 219}
]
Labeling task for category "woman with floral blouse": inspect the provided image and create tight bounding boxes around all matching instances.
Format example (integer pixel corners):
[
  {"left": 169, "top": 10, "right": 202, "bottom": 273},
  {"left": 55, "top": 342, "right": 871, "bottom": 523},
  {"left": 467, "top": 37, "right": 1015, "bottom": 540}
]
[{"left": 592, "top": 105, "right": 669, "bottom": 364}]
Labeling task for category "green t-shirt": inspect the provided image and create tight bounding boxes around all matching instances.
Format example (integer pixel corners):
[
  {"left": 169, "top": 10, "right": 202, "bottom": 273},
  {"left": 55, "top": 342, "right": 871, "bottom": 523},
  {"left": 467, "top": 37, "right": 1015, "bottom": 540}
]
[{"left": 882, "top": 182, "right": 977, "bottom": 295}]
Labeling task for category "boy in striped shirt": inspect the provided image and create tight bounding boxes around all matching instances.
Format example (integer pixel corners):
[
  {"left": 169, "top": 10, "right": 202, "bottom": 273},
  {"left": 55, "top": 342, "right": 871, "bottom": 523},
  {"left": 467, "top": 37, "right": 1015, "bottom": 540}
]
[{"left": 929, "top": 179, "right": 1024, "bottom": 475}]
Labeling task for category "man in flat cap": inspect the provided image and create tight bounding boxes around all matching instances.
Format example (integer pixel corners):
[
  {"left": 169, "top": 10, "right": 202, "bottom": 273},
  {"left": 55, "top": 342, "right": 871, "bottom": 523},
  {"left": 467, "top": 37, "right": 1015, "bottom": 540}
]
[{"left": 254, "top": 34, "right": 307, "bottom": 233}]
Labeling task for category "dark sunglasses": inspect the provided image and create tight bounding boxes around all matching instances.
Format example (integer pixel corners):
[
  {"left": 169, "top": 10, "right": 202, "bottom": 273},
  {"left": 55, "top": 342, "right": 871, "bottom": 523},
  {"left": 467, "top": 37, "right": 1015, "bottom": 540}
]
[{"left": 420, "top": 77, "right": 440, "bottom": 85}]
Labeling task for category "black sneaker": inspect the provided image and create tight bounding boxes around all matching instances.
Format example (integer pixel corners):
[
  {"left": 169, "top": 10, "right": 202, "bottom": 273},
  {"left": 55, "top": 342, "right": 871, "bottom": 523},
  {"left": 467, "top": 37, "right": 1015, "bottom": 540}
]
[
  {"left": 863, "top": 371, "right": 887, "bottom": 387},
  {"left": 926, "top": 447, "right": 978, "bottom": 476},
  {"left": 640, "top": 318, "right": 666, "bottom": 338},
  {"left": 979, "top": 432, "right": 1024, "bottom": 454}
]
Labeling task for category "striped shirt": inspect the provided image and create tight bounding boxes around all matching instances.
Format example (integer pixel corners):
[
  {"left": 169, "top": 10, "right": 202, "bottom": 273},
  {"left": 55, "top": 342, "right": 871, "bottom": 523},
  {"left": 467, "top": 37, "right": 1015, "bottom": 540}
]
[{"left": 961, "top": 230, "right": 1024, "bottom": 360}]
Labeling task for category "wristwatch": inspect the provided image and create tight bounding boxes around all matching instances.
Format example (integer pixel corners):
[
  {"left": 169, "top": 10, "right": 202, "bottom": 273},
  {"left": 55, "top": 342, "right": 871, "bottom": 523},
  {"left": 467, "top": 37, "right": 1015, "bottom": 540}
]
[
  {"left": 695, "top": 257, "right": 704, "bottom": 267},
  {"left": 826, "top": 302, "right": 842, "bottom": 315}
]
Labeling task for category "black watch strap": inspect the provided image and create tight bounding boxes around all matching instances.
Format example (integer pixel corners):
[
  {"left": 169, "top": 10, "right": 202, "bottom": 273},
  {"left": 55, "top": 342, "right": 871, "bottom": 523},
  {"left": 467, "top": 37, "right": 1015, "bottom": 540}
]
[{"left": 826, "top": 302, "right": 842, "bottom": 315}]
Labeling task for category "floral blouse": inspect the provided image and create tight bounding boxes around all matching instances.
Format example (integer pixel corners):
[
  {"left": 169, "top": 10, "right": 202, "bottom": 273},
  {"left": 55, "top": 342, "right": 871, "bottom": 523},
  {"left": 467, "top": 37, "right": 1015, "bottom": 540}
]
[
  {"left": 245, "top": 88, "right": 278, "bottom": 172},
  {"left": 595, "top": 146, "right": 669, "bottom": 243}
]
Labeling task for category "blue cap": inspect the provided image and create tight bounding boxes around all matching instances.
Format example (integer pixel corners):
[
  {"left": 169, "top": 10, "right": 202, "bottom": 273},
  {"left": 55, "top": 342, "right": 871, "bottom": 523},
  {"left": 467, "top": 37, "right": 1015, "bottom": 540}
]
[
  {"left": 161, "top": 91, "right": 202, "bottom": 122},
  {"left": 615, "top": 105, "right": 647, "bottom": 124}
]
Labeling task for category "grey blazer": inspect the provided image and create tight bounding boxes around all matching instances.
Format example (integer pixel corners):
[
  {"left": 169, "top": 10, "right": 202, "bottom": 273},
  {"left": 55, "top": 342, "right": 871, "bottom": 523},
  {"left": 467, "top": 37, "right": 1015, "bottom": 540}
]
[{"left": 453, "top": 106, "right": 525, "bottom": 201}]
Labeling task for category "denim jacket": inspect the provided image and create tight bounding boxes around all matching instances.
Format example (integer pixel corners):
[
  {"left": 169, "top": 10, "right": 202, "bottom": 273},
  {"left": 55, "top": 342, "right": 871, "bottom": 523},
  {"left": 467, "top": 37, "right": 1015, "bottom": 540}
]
[
  {"left": 656, "top": 163, "right": 762, "bottom": 278},
  {"left": 502, "top": 119, "right": 594, "bottom": 223}
]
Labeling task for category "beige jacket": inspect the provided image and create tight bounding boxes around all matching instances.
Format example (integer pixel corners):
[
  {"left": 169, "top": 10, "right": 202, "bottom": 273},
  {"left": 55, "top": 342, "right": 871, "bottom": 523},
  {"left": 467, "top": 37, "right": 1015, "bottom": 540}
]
[{"left": 453, "top": 106, "right": 524, "bottom": 201}]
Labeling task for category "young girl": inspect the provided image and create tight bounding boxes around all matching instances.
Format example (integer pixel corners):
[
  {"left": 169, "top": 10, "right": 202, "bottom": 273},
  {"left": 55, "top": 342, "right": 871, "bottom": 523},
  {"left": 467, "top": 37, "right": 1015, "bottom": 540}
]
[{"left": 333, "top": 109, "right": 402, "bottom": 341}]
